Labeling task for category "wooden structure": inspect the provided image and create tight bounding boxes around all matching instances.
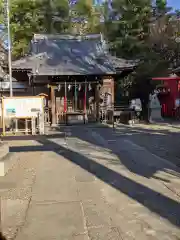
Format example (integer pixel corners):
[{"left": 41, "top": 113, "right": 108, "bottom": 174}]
[
  {"left": 0, "top": 66, "right": 30, "bottom": 96},
  {"left": 11, "top": 34, "right": 136, "bottom": 125},
  {"left": 152, "top": 74, "right": 180, "bottom": 118},
  {"left": 0, "top": 96, "right": 45, "bottom": 135}
]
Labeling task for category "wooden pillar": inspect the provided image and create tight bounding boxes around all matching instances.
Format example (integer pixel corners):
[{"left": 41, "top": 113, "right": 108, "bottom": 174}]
[
  {"left": 95, "top": 83, "right": 100, "bottom": 122},
  {"left": 64, "top": 81, "right": 67, "bottom": 112},
  {"left": 111, "top": 78, "right": 115, "bottom": 106},
  {"left": 32, "top": 84, "right": 35, "bottom": 96},
  {"left": 31, "top": 75, "right": 35, "bottom": 96},
  {"left": 84, "top": 80, "right": 87, "bottom": 113},
  {"left": 50, "top": 86, "right": 56, "bottom": 125},
  {"left": 74, "top": 80, "right": 77, "bottom": 111}
]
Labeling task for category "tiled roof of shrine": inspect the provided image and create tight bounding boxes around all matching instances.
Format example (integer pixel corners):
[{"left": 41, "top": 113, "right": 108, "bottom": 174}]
[{"left": 12, "top": 34, "right": 137, "bottom": 76}]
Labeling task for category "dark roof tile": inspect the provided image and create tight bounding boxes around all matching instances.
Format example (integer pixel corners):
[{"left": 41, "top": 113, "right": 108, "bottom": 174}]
[{"left": 12, "top": 34, "right": 137, "bottom": 75}]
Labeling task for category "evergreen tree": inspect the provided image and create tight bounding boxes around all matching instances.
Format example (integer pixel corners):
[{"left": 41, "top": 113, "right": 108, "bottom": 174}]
[
  {"left": 103, "top": 0, "right": 152, "bottom": 59},
  {"left": 70, "top": 0, "right": 101, "bottom": 34},
  {"left": 0, "top": 0, "right": 70, "bottom": 58}
]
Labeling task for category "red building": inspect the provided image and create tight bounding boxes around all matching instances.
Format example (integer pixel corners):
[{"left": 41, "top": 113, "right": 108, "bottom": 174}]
[{"left": 152, "top": 74, "right": 180, "bottom": 118}]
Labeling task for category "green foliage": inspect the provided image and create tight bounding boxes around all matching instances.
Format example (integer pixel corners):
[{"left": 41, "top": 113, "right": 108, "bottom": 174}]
[
  {"left": 155, "top": 0, "right": 169, "bottom": 15},
  {"left": 38, "top": 0, "right": 70, "bottom": 33},
  {"left": 0, "top": 0, "right": 179, "bottom": 73},
  {"left": 70, "top": 0, "right": 101, "bottom": 34},
  {"left": 0, "top": 0, "right": 70, "bottom": 58},
  {"left": 0, "top": 0, "right": 102, "bottom": 57},
  {"left": 9, "top": 0, "right": 40, "bottom": 57},
  {"left": 103, "top": 0, "right": 152, "bottom": 58}
]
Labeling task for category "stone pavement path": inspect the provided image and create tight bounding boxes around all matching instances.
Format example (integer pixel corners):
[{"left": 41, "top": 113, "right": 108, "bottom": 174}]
[
  {"left": 1, "top": 126, "right": 180, "bottom": 240},
  {"left": 103, "top": 122, "right": 180, "bottom": 167},
  {"left": 0, "top": 139, "right": 45, "bottom": 239}
]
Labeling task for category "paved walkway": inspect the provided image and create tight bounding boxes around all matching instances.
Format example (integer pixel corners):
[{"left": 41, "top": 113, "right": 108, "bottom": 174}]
[
  {"left": 1, "top": 126, "right": 180, "bottom": 240},
  {"left": 104, "top": 122, "right": 180, "bottom": 167}
]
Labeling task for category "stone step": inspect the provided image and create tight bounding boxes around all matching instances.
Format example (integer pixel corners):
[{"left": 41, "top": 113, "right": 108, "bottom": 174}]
[{"left": 0, "top": 152, "right": 20, "bottom": 177}]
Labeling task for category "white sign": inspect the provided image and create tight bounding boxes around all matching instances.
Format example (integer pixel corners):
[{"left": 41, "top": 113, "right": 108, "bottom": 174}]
[{"left": 3, "top": 97, "right": 44, "bottom": 118}]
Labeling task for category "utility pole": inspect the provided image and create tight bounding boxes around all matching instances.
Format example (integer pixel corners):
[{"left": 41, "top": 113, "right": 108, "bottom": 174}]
[{"left": 5, "top": 0, "right": 13, "bottom": 96}]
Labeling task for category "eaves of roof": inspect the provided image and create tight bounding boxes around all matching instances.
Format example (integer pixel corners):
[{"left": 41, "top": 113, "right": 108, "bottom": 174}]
[{"left": 12, "top": 54, "right": 136, "bottom": 76}]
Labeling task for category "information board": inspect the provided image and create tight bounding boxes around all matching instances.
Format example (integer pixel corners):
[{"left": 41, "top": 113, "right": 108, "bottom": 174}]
[{"left": 3, "top": 97, "right": 44, "bottom": 118}]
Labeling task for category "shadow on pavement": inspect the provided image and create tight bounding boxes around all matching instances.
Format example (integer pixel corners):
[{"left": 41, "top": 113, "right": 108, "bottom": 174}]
[
  {"left": 9, "top": 133, "right": 180, "bottom": 228},
  {"left": 54, "top": 125, "right": 180, "bottom": 180},
  {"left": 114, "top": 124, "right": 180, "bottom": 168}
]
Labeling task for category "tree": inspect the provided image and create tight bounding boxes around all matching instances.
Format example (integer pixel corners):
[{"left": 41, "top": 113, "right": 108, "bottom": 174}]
[
  {"left": 100, "top": 0, "right": 153, "bottom": 120},
  {"left": 0, "top": 23, "right": 7, "bottom": 69},
  {"left": 149, "top": 9, "right": 180, "bottom": 70},
  {"left": 0, "top": 33, "right": 7, "bottom": 66},
  {"left": 9, "top": 0, "right": 42, "bottom": 58},
  {"left": 70, "top": 0, "right": 101, "bottom": 34},
  {"left": 128, "top": 1, "right": 180, "bottom": 121},
  {"left": 102, "top": 0, "right": 152, "bottom": 59},
  {"left": 37, "top": 0, "right": 70, "bottom": 34},
  {"left": 100, "top": 0, "right": 180, "bottom": 121},
  {"left": 153, "top": 0, "right": 172, "bottom": 17},
  {"left": 0, "top": 0, "right": 70, "bottom": 58}
]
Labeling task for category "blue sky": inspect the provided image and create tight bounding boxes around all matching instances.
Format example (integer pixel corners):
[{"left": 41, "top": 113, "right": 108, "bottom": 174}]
[{"left": 168, "top": 0, "right": 180, "bottom": 9}]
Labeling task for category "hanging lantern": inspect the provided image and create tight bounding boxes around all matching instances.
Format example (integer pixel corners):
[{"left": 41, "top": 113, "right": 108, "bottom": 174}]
[
  {"left": 88, "top": 83, "right": 92, "bottom": 91},
  {"left": 78, "top": 84, "right": 81, "bottom": 91},
  {"left": 68, "top": 84, "right": 72, "bottom": 91},
  {"left": 57, "top": 84, "right": 61, "bottom": 92}
]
